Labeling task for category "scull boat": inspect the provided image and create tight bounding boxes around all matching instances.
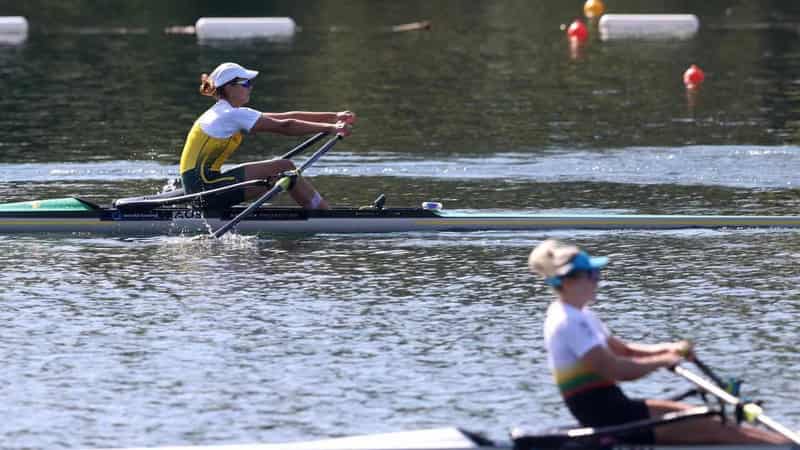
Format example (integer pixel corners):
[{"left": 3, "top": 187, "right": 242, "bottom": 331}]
[
  {"left": 0, "top": 196, "right": 799, "bottom": 235},
  {"left": 102, "top": 362, "right": 798, "bottom": 450},
  {"left": 103, "top": 427, "right": 798, "bottom": 450},
  {"left": 3, "top": 133, "right": 799, "bottom": 236}
]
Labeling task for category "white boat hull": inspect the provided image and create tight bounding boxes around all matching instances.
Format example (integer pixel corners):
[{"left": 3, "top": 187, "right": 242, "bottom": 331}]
[
  {"left": 1, "top": 198, "right": 800, "bottom": 235},
  {"left": 96, "top": 427, "right": 799, "bottom": 450}
]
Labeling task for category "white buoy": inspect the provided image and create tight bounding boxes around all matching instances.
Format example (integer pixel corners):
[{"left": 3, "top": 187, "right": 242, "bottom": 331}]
[
  {"left": 599, "top": 14, "right": 699, "bottom": 41},
  {"left": 0, "top": 16, "right": 28, "bottom": 45},
  {"left": 195, "top": 17, "right": 296, "bottom": 41}
]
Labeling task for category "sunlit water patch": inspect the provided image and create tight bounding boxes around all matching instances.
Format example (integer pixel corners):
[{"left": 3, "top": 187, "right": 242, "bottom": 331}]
[
  {"left": 1, "top": 146, "right": 796, "bottom": 190},
  {"left": 1, "top": 228, "right": 798, "bottom": 449}
]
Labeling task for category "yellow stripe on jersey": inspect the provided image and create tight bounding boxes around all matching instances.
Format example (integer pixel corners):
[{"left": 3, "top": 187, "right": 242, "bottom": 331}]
[
  {"left": 553, "top": 361, "right": 615, "bottom": 398},
  {"left": 179, "top": 123, "right": 243, "bottom": 176}
]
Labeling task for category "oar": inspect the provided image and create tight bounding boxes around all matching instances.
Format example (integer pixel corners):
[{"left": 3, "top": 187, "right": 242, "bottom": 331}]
[
  {"left": 114, "top": 179, "right": 271, "bottom": 210},
  {"left": 672, "top": 362, "right": 800, "bottom": 444},
  {"left": 279, "top": 132, "right": 327, "bottom": 160},
  {"left": 692, "top": 357, "right": 728, "bottom": 388},
  {"left": 207, "top": 133, "right": 341, "bottom": 239},
  {"left": 122, "top": 133, "right": 328, "bottom": 211}
]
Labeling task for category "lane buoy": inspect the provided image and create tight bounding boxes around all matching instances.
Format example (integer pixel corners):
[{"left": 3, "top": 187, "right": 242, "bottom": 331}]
[
  {"left": 0, "top": 16, "right": 28, "bottom": 45},
  {"left": 566, "top": 20, "right": 588, "bottom": 42},
  {"left": 599, "top": 14, "right": 699, "bottom": 41},
  {"left": 583, "top": 0, "right": 606, "bottom": 19},
  {"left": 683, "top": 64, "right": 705, "bottom": 89},
  {"left": 195, "top": 17, "right": 296, "bottom": 41}
]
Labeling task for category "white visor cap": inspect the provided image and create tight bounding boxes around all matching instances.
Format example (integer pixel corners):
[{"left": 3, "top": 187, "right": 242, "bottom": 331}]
[{"left": 209, "top": 62, "right": 259, "bottom": 87}]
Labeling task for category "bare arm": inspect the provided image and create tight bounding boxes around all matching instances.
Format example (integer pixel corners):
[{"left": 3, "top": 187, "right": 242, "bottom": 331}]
[
  {"left": 251, "top": 114, "right": 342, "bottom": 136},
  {"left": 265, "top": 110, "right": 356, "bottom": 125},
  {"left": 608, "top": 336, "right": 692, "bottom": 358},
  {"left": 582, "top": 343, "right": 682, "bottom": 382},
  {"left": 265, "top": 111, "right": 339, "bottom": 123}
]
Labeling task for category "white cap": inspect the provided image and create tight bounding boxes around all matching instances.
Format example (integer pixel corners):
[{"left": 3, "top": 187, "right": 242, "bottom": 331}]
[{"left": 208, "top": 62, "right": 259, "bottom": 87}]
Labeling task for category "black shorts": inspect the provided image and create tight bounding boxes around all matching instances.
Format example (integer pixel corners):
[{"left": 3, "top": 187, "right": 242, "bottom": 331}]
[
  {"left": 181, "top": 166, "right": 248, "bottom": 210},
  {"left": 565, "top": 385, "right": 655, "bottom": 445}
]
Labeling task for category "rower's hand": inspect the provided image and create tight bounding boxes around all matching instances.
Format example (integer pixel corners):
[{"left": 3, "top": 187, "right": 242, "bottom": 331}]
[
  {"left": 337, "top": 110, "right": 357, "bottom": 125},
  {"left": 663, "top": 352, "right": 684, "bottom": 370},
  {"left": 332, "top": 121, "right": 352, "bottom": 137},
  {"left": 674, "top": 340, "right": 695, "bottom": 361},
  {"left": 663, "top": 340, "right": 693, "bottom": 369}
]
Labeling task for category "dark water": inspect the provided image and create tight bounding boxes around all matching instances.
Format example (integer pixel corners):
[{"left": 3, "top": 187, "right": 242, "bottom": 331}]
[{"left": 0, "top": 1, "right": 799, "bottom": 448}]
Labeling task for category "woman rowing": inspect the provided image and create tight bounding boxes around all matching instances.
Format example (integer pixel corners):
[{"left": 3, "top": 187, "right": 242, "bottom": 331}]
[
  {"left": 528, "top": 239, "right": 789, "bottom": 445},
  {"left": 180, "top": 62, "right": 355, "bottom": 210}
]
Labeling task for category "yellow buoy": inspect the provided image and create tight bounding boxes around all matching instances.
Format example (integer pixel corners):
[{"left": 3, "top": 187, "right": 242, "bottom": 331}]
[{"left": 584, "top": 0, "right": 606, "bottom": 19}]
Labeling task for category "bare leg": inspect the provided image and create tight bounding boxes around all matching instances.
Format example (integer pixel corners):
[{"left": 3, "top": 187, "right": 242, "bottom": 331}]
[
  {"left": 234, "top": 159, "right": 329, "bottom": 209},
  {"left": 647, "top": 399, "right": 790, "bottom": 445}
]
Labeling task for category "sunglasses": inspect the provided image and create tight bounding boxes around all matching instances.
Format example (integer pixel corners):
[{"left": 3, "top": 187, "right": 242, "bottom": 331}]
[
  {"left": 229, "top": 78, "right": 253, "bottom": 88},
  {"left": 565, "top": 268, "right": 601, "bottom": 282}
]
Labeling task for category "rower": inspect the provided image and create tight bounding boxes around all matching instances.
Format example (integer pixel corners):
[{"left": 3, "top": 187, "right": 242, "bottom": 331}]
[
  {"left": 528, "top": 238, "right": 791, "bottom": 446},
  {"left": 180, "top": 62, "right": 356, "bottom": 210}
]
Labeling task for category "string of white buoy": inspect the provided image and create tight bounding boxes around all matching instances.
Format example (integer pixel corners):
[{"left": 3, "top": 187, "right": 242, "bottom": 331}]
[
  {"left": 165, "top": 17, "right": 297, "bottom": 41},
  {"left": 0, "top": 16, "right": 298, "bottom": 44},
  {"left": 3, "top": 15, "right": 429, "bottom": 46}
]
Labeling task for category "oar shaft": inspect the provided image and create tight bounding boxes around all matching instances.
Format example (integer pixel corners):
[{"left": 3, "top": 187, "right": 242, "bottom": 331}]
[
  {"left": 673, "top": 365, "right": 800, "bottom": 445},
  {"left": 757, "top": 415, "right": 800, "bottom": 443},
  {"left": 209, "top": 178, "right": 290, "bottom": 239},
  {"left": 297, "top": 135, "right": 338, "bottom": 172},
  {"left": 674, "top": 365, "right": 739, "bottom": 404},
  {"left": 692, "top": 357, "right": 728, "bottom": 388},
  {"left": 210, "top": 134, "right": 341, "bottom": 239},
  {"left": 280, "top": 132, "right": 327, "bottom": 160}
]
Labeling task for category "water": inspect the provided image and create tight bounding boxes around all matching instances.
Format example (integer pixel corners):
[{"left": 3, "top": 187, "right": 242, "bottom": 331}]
[{"left": 0, "top": 1, "right": 799, "bottom": 448}]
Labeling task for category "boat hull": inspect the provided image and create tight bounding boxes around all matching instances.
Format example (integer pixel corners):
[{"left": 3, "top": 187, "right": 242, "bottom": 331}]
[
  {"left": 1, "top": 198, "right": 799, "bottom": 235},
  {"left": 96, "top": 427, "right": 799, "bottom": 450}
]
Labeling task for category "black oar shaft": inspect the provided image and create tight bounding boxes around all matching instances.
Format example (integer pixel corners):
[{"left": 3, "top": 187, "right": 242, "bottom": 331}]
[
  {"left": 279, "top": 132, "right": 327, "bottom": 160},
  {"left": 210, "top": 134, "right": 341, "bottom": 239},
  {"left": 692, "top": 357, "right": 728, "bottom": 388}
]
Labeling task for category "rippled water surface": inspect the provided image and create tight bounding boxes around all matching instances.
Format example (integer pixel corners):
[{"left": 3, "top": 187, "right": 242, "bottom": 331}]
[{"left": 1, "top": 1, "right": 799, "bottom": 449}]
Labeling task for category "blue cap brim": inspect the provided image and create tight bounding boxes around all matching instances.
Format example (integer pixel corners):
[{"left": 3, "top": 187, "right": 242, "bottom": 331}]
[
  {"left": 546, "top": 252, "right": 608, "bottom": 287},
  {"left": 587, "top": 256, "right": 608, "bottom": 269},
  {"left": 568, "top": 252, "right": 608, "bottom": 273}
]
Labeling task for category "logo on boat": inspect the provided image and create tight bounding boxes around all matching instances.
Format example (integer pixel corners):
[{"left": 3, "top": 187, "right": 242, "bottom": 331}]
[
  {"left": 173, "top": 210, "right": 204, "bottom": 219},
  {"left": 111, "top": 211, "right": 160, "bottom": 220}
]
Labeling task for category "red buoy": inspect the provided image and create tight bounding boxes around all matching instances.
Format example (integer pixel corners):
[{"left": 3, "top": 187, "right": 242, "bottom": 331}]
[
  {"left": 567, "top": 20, "right": 588, "bottom": 42},
  {"left": 683, "top": 64, "right": 705, "bottom": 89}
]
